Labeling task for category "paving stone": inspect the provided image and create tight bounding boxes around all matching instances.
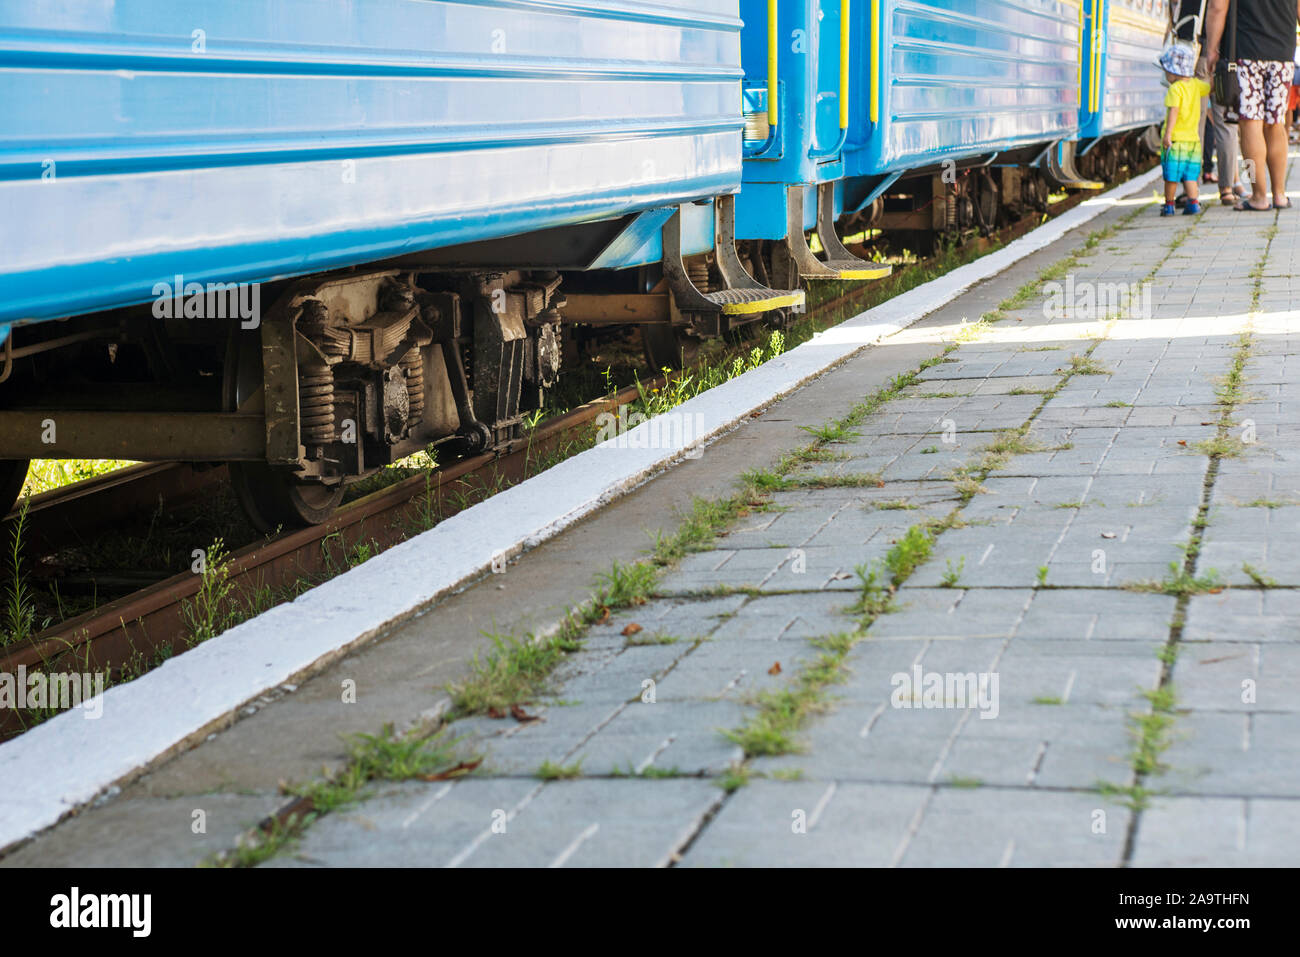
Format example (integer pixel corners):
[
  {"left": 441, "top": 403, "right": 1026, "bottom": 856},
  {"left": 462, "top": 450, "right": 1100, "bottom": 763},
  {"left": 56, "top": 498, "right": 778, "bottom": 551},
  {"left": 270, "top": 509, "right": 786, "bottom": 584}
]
[
  {"left": 1131, "top": 797, "right": 1300, "bottom": 866},
  {"left": 707, "top": 592, "right": 858, "bottom": 641},
  {"left": 1182, "top": 589, "right": 1300, "bottom": 642},
  {"left": 273, "top": 778, "right": 723, "bottom": 867},
  {"left": 566, "top": 700, "right": 747, "bottom": 775},
  {"left": 679, "top": 781, "right": 931, "bottom": 867},
  {"left": 1, "top": 793, "right": 285, "bottom": 868},
  {"left": 897, "top": 788, "right": 1132, "bottom": 866}
]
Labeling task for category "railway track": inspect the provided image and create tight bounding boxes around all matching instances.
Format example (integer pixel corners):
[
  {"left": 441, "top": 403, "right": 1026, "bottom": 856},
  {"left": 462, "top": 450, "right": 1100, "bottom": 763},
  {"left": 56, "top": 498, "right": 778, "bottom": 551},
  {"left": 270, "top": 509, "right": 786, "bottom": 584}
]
[
  {"left": 0, "top": 175, "right": 1133, "bottom": 740},
  {"left": 0, "top": 381, "right": 659, "bottom": 738}
]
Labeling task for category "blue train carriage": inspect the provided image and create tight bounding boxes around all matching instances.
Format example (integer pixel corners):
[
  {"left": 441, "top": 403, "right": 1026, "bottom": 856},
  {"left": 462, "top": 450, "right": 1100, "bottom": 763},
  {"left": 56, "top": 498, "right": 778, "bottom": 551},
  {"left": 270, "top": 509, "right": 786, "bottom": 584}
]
[
  {"left": 732, "top": 0, "right": 895, "bottom": 290},
  {"left": 1074, "top": 0, "right": 1170, "bottom": 180},
  {"left": 838, "top": 0, "right": 1093, "bottom": 249},
  {"left": 0, "top": 0, "right": 800, "bottom": 526}
]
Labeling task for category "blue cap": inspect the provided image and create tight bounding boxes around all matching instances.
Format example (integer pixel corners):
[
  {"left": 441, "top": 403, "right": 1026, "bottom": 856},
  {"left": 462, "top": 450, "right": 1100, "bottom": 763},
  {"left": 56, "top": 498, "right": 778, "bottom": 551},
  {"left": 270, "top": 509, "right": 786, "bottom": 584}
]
[{"left": 1159, "top": 43, "right": 1196, "bottom": 78}]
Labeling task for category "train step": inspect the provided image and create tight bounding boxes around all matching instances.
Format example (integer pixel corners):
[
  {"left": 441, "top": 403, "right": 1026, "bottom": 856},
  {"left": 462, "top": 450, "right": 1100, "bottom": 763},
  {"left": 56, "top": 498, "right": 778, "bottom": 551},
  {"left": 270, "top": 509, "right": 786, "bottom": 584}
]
[
  {"left": 783, "top": 184, "right": 893, "bottom": 282},
  {"left": 1044, "top": 140, "right": 1106, "bottom": 191},
  {"left": 663, "top": 195, "right": 804, "bottom": 332},
  {"left": 700, "top": 286, "right": 804, "bottom": 316}
]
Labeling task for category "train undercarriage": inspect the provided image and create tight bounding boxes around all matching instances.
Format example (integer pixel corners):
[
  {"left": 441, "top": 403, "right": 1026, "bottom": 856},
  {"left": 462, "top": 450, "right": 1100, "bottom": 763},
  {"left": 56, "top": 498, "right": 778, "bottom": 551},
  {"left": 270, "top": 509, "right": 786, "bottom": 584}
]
[{"left": 0, "top": 130, "right": 1158, "bottom": 529}]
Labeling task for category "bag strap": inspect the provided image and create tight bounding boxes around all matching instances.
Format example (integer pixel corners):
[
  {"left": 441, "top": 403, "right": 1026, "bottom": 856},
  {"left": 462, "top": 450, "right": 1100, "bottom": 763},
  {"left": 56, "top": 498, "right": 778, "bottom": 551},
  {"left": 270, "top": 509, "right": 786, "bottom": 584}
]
[{"left": 1227, "top": 0, "right": 1236, "bottom": 62}]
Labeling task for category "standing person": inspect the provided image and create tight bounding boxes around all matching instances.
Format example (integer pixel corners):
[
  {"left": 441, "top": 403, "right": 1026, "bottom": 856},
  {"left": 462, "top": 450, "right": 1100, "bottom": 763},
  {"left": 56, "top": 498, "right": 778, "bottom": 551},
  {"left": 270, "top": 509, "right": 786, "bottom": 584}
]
[
  {"left": 1160, "top": 45, "right": 1212, "bottom": 215},
  {"left": 1199, "top": 8, "right": 1245, "bottom": 203},
  {"left": 1206, "top": 0, "right": 1300, "bottom": 210}
]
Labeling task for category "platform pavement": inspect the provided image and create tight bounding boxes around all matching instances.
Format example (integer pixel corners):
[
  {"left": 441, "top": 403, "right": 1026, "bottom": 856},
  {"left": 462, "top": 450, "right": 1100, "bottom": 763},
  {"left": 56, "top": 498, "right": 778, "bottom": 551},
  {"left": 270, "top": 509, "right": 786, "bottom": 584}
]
[{"left": 6, "top": 166, "right": 1298, "bottom": 868}]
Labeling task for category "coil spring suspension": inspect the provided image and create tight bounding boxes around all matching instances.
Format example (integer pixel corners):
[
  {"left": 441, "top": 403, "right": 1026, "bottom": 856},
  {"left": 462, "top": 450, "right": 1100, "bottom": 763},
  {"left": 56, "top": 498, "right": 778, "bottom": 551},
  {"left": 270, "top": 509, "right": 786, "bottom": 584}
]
[
  {"left": 401, "top": 346, "right": 425, "bottom": 426},
  {"left": 299, "top": 368, "right": 336, "bottom": 445},
  {"left": 296, "top": 299, "right": 338, "bottom": 445}
]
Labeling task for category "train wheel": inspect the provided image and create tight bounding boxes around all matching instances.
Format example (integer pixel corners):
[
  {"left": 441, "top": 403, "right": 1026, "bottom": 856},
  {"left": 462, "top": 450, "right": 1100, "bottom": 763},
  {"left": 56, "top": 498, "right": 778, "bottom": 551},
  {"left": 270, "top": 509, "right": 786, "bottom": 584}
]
[
  {"left": 229, "top": 462, "right": 344, "bottom": 534},
  {"left": 640, "top": 324, "right": 698, "bottom": 371},
  {"left": 223, "top": 325, "right": 344, "bottom": 533},
  {"left": 0, "top": 459, "right": 30, "bottom": 517}
]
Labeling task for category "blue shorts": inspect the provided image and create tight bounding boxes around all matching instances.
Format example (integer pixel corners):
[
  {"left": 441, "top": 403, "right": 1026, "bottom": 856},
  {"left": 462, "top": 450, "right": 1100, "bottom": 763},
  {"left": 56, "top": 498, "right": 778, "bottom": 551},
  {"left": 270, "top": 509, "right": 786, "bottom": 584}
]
[{"left": 1162, "top": 142, "right": 1202, "bottom": 184}]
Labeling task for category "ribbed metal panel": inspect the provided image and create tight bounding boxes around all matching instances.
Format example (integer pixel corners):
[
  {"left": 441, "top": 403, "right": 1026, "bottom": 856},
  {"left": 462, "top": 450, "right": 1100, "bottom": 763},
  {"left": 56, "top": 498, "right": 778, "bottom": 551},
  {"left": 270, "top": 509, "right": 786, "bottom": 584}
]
[
  {"left": 1100, "top": 1, "right": 1169, "bottom": 134},
  {"left": 849, "top": 0, "right": 1082, "bottom": 174},
  {"left": 0, "top": 0, "right": 744, "bottom": 326}
]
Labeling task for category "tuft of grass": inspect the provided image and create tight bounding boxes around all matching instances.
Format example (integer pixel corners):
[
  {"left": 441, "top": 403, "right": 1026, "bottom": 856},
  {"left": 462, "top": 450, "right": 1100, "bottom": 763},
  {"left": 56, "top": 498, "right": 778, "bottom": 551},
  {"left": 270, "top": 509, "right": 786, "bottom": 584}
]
[
  {"left": 1131, "top": 687, "right": 1178, "bottom": 776},
  {"left": 884, "top": 525, "right": 933, "bottom": 586},
  {"left": 799, "top": 421, "right": 860, "bottom": 444},
  {"left": 652, "top": 493, "right": 752, "bottom": 565},
  {"left": 592, "top": 560, "right": 658, "bottom": 607},
  {"left": 537, "top": 760, "right": 584, "bottom": 780},
  {"left": 1032, "top": 696, "right": 1064, "bottom": 706},
  {"left": 1193, "top": 435, "right": 1249, "bottom": 458},
  {"left": 1066, "top": 355, "right": 1111, "bottom": 376},
  {"left": 872, "top": 499, "right": 919, "bottom": 511},
  {"left": 940, "top": 556, "right": 965, "bottom": 588},
  {"left": 951, "top": 474, "right": 988, "bottom": 501},
  {"left": 1097, "top": 780, "right": 1157, "bottom": 812},
  {"left": 718, "top": 764, "right": 753, "bottom": 793},
  {"left": 1124, "top": 561, "right": 1223, "bottom": 598},
  {"left": 181, "top": 539, "right": 237, "bottom": 645},
  {"left": 2, "top": 495, "right": 40, "bottom": 646},
  {"left": 1035, "top": 565, "right": 1049, "bottom": 587},
  {"left": 448, "top": 630, "right": 582, "bottom": 717},
  {"left": 1242, "top": 563, "right": 1277, "bottom": 588}
]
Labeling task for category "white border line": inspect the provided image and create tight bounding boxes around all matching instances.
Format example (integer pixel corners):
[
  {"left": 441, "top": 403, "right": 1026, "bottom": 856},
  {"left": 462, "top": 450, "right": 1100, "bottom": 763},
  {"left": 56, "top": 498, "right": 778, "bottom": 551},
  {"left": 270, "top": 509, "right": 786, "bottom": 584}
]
[{"left": 0, "top": 167, "right": 1160, "bottom": 851}]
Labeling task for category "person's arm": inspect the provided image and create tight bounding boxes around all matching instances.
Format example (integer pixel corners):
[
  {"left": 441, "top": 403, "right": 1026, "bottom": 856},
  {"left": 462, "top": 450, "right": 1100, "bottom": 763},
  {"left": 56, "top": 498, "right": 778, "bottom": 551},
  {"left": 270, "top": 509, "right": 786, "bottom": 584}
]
[
  {"left": 1164, "top": 106, "right": 1177, "bottom": 148},
  {"left": 1206, "top": 0, "right": 1229, "bottom": 71}
]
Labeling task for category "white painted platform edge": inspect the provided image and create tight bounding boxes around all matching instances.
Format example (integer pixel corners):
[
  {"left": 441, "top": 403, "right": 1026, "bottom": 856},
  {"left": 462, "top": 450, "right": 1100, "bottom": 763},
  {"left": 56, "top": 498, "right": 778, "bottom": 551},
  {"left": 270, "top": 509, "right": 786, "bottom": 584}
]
[{"left": 0, "top": 167, "right": 1161, "bottom": 852}]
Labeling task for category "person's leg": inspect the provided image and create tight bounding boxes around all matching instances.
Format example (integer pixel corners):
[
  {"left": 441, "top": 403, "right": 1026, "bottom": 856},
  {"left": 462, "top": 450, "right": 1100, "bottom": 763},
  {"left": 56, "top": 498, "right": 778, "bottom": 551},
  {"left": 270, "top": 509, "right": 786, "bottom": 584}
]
[
  {"left": 1207, "top": 103, "right": 1237, "bottom": 199},
  {"left": 1261, "top": 63, "right": 1293, "bottom": 207},
  {"left": 1235, "top": 61, "right": 1274, "bottom": 208},
  {"left": 1238, "top": 119, "right": 1270, "bottom": 208},
  {"left": 1165, "top": 180, "right": 1178, "bottom": 205},
  {"left": 1264, "top": 121, "right": 1289, "bottom": 205},
  {"left": 1211, "top": 103, "right": 1241, "bottom": 195}
]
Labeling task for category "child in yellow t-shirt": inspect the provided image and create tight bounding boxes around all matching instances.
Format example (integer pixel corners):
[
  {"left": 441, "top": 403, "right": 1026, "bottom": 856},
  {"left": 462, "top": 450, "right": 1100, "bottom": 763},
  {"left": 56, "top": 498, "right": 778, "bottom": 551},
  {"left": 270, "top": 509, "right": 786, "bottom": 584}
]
[{"left": 1158, "top": 45, "right": 1211, "bottom": 216}]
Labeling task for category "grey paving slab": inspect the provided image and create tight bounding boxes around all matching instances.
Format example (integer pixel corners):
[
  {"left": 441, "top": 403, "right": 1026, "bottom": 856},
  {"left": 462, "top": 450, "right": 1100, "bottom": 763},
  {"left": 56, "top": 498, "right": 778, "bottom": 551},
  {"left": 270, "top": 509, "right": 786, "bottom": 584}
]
[
  {"left": 897, "top": 788, "right": 1133, "bottom": 867},
  {"left": 270, "top": 777, "right": 725, "bottom": 868},
  {"left": 1, "top": 792, "right": 284, "bottom": 868},
  {"left": 1130, "top": 797, "right": 1300, "bottom": 866},
  {"left": 1182, "top": 588, "right": 1300, "bottom": 642},
  {"left": 678, "top": 781, "right": 931, "bottom": 867}
]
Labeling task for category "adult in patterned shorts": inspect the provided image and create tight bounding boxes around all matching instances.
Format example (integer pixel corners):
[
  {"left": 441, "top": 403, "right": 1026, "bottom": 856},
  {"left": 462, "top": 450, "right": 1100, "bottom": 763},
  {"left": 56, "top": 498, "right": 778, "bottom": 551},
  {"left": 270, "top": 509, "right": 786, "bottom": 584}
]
[{"left": 1207, "top": 0, "right": 1300, "bottom": 210}]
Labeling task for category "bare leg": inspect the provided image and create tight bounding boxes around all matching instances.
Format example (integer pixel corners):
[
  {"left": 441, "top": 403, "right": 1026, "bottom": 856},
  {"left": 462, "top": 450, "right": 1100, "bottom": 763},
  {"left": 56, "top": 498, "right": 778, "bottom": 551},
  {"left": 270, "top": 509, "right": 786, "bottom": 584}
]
[
  {"left": 1264, "top": 121, "right": 1289, "bottom": 205},
  {"left": 1165, "top": 181, "right": 1178, "bottom": 204},
  {"left": 1238, "top": 119, "right": 1271, "bottom": 208},
  {"left": 1184, "top": 178, "right": 1200, "bottom": 202}
]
